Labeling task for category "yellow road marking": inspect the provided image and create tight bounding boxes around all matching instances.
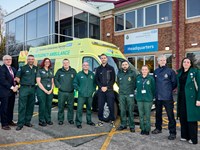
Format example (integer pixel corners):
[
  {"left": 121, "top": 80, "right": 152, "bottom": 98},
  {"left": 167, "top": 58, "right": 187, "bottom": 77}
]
[
  {"left": 100, "top": 118, "right": 120, "bottom": 150},
  {"left": 0, "top": 132, "right": 108, "bottom": 148}
]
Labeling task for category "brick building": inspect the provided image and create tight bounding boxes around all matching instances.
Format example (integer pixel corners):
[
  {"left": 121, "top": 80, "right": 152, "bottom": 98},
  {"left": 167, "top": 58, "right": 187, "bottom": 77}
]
[{"left": 100, "top": 0, "right": 200, "bottom": 72}]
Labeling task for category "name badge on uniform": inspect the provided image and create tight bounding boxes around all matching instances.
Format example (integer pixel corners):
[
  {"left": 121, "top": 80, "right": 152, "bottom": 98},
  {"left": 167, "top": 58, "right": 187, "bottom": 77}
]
[
  {"left": 129, "top": 94, "right": 134, "bottom": 97},
  {"left": 128, "top": 77, "right": 131, "bottom": 81},
  {"left": 81, "top": 76, "right": 84, "bottom": 78},
  {"left": 141, "top": 90, "right": 146, "bottom": 94},
  {"left": 47, "top": 84, "right": 51, "bottom": 88},
  {"left": 71, "top": 74, "right": 74, "bottom": 78},
  {"left": 164, "top": 74, "right": 168, "bottom": 78},
  {"left": 61, "top": 74, "right": 64, "bottom": 77},
  {"left": 26, "top": 70, "right": 29, "bottom": 73},
  {"left": 42, "top": 71, "right": 46, "bottom": 74}
]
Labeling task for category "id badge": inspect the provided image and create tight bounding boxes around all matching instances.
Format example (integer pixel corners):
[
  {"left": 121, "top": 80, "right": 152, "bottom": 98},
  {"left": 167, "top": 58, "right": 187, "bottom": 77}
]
[
  {"left": 141, "top": 90, "right": 146, "bottom": 94},
  {"left": 47, "top": 84, "right": 51, "bottom": 88}
]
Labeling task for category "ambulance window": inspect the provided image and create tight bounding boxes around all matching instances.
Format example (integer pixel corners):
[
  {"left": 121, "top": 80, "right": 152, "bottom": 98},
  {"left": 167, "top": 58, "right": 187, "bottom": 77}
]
[{"left": 83, "top": 57, "right": 100, "bottom": 72}]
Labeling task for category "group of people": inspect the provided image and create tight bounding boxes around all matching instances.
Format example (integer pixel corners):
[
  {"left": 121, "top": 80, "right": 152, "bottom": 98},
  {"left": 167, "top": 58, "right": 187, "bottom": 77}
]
[{"left": 0, "top": 53, "right": 200, "bottom": 145}]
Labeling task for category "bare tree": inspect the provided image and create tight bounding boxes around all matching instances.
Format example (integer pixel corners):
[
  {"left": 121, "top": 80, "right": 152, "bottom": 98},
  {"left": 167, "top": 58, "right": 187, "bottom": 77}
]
[{"left": 0, "top": 5, "right": 7, "bottom": 59}]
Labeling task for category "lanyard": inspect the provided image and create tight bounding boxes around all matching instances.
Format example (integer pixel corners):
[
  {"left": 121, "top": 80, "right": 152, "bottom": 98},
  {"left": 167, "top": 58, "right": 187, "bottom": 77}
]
[{"left": 142, "top": 78, "right": 147, "bottom": 89}]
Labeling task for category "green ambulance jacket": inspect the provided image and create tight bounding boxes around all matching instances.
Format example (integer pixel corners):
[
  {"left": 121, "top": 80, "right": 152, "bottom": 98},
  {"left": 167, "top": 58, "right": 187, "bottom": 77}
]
[
  {"left": 177, "top": 68, "right": 200, "bottom": 121},
  {"left": 117, "top": 68, "right": 136, "bottom": 95},
  {"left": 54, "top": 67, "right": 77, "bottom": 93},
  {"left": 36, "top": 68, "right": 54, "bottom": 89},
  {"left": 73, "top": 70, "right": 96, "bottom": 97},
  {"left": 16, "top": 64, "right": 38, "bottom": 85},
  {"left": 135, "top": 74, "right": 155, "bottom": 102}
]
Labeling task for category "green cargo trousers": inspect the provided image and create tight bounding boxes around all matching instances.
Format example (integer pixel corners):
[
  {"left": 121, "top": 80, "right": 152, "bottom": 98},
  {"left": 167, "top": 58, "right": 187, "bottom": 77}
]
[
  {"left": 37, "top": 88, "right": 53, "bottom": 123},
  {"left": 137, "top": 101, "right": 152, "bottom": 132},
  {"left": 75, "top": 97, "right": 93, "bottom": 126},
  {"left": 119, "top": 94, "right": 135, "bottom": 128},
  {"left": 58, "top": 91, "right": 74, "bottom": 122},
  {"left": 17, "top": 86, "right": 35, "bottom": 127}
]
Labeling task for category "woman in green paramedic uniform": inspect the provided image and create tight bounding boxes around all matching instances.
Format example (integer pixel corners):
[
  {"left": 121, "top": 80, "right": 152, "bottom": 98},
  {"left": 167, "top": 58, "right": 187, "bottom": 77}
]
[
  {"left": 36, "top": 58, "right": 54, "bottom": 126},
  {"left": 136, "top": 65, "right": 155, "bottom": 135}
]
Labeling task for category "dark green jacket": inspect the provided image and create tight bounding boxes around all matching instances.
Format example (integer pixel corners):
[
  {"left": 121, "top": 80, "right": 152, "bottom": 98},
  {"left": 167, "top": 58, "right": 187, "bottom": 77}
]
[
  {"left": 135, "top": 74, "right": 155, "bottom": 102},
  {"left": 16, "top": 64, "right": 38, "bottom": 86},
  {"left": 54, "top": 67, "right": 77, "bottom": 93},
  {"left": 73, "top": 70, "right": 96, "bottom": 97},
  {"left": 177, "top": 68, "right": 200, "bottom": 121},
  {"left": 117, "top": 68, "right": 136, "bottom": 95},
  {"left": 36, "top": 68, "right": 54, "bottom": 90}
]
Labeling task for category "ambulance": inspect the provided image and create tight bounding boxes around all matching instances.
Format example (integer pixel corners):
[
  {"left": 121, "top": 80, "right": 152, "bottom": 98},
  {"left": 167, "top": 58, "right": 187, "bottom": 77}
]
[{"left": 18, "top": 38, "right": 138, "bottom": 121}]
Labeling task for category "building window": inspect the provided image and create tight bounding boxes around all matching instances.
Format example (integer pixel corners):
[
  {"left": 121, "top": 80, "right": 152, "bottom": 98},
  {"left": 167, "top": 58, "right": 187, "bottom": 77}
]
[
  {"left": 60, "top": 3, "right": 73, "bottom": 37},
  {"left": 27, "top": 9, "right": 37, "bottom": 40},
  {"left": 89, "top": 14, "right": 100, "bottom": 39},
  {"left": 137, "top": 8, "right": 144, "bottom": 28},
  {"left": 37, "top": 4, "right": 49, "bottom": 38},
  {"left": 187, "top": 0, "right": 200, "bottom": 18},
  {"left": 159, "top": 2, "right": 172, "bottom": 23},
  {"left": 74, "top": 8, "right": 88, "bottom": 38},
  {"left": 128, "top": 55, "right": 155, "bottom": 73},
  {"left": 16, "top": 15, "right": 24, "bottom": 43},
  {"left": 145, "top": 5, "right": 157, "bottom": 26},
  {"left": 125, "top": 11, "right": 135, "bottom": 29},
  {"left": 115, "top": 14, "right": 124, "bottom": 31},
  {"left": 165, "top": 54, "right": 172, "bottom": 68},
  {"left": 8, "top": 20, "right": 16, "bottom": 45},
  {"left": 186, "top": 51, "right": 200, "bottom": 69}
]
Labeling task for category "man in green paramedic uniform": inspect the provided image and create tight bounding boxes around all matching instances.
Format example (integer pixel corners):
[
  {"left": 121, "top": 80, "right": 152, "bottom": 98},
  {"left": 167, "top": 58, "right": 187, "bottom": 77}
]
[
  {"left": 73, "top": 62, "right": 96, "bottom": 128},
  {"left": 117, "top": 60, "right": 137, "bottom": 132},
  {"left": 54, "top": 59, "right": 77, "bottom": 125},
  {"left": 15, "top": 55, "right": 38, "bottom": 131}
]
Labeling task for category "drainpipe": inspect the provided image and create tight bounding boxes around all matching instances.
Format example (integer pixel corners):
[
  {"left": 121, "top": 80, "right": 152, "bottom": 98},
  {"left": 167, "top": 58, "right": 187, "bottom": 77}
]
[{"left": 175, "top": 0, "right": 179, "bottom": 70}]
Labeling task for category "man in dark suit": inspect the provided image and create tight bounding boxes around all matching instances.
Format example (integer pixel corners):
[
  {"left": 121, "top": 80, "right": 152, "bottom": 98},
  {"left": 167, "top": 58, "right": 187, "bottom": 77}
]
[{"left": 0, "top": 55, "right": 18, "bottom": 130}]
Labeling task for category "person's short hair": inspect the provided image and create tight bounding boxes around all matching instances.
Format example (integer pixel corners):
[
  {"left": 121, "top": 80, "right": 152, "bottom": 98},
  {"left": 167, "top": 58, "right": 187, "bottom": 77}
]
[
  {"left": 27, "top": 54, "right": 34, "bottom": 58},
  {"left": 63, "top": 59, "right": 69, "bottom": 62},
  {"left": 157, "top": 54, "right": 167, "bottom": 62},
  {"left": 100, "top": 53, "right": 107, "bottom": 58},
  {"left": 121, "top": 60, "right": 129, "bottom": 65},
  {"left": 3, "top": 55, "right": 12, "bottom": 60},
  {"left": 181, "top": 57, "right": 194, "bottom": 70},
  {"left": 40, "top": 58, "right": 52, "bottom": 68},
  {"left": 141, "top": 65, "right": 149, "bottom": 70}
]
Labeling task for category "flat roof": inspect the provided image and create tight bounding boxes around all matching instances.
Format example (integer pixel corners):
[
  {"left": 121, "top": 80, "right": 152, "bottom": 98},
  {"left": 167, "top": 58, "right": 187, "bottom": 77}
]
[{"left": 5, "top": 0, "right": 100, "bottom": 23}]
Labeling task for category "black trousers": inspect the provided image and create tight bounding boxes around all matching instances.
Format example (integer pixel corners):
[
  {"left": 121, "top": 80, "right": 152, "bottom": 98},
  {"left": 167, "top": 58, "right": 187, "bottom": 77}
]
[
  {"left": 98, "top": 90, "right": 115, "bottom": 121},
  {"left": 179, "top": 93, "right": 198, "bottom": 144},
  {"left": 155, "top": 100, "right": 176, "bottom": 134},
  {"left": 0, "top": 92, "right": 15, "bottom": 126}
]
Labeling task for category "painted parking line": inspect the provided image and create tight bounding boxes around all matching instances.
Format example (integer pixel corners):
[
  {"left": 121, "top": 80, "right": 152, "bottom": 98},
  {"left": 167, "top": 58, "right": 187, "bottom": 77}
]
[
  {"left": 100, "top": 118, "right": 120, "bottom": 150},
  {"left": 0, "top": 132, "right": 108, "bottom": 148}
]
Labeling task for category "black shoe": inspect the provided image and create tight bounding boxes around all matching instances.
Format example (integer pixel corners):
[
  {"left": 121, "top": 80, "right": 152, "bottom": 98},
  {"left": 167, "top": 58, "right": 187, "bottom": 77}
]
[
  {"left": 168, "top": 134, "right": 176, "bottom": 140},
  {"left": 16, "top": 126, "right": 23, "bottom": 131},
  {"left": 39, "top": 122, "right": 47, "bottom": 127},
  {"left": 77, "top": 125, "right": 82, "bottom": 129},
  {"left": 8, "top": 121, "right": 17, "bottom": 126},
  {"left": 117, "top": 126, "right": 127, "bottom": 131},
  {"left": 58, "top": 121, "right": 63, "bottom": 125},
  {"left": 145, "top": 131, "right": 150, "bottom": 135},
  {"left": 2, "top": 126, "right": 11, "bottom": 130},
  {"left": 87, "top": 122, "right": 95, "bottom": 126},
  {"left": 69, "top": 120, "right": 74, "bottom": 124},
  {"left": 47, "top": 121, "right": 53, "bottom": 125},
  {"left": 151, "top": 129, "right": 162, "bottom": 134},
  {"left": 24, "top": 123, "right": 33, "bottom": 127},
  {"left": 130, "top": 128, "right": 135, "bottom": 132},
  {"left": 140, "top": 131, "right": 145, "bottom": 135}
]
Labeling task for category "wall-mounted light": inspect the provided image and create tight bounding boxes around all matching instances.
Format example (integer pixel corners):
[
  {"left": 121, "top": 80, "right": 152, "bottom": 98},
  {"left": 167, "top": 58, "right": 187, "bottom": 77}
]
[
  {"left": 106, "top": 33, "right": 111, "bottom": 37},
  {"left": 165, "top": 46, "right": 170, "bottom": 51},
  {"left": 191, "top": 43, "right": 198, "bottom": 46}
]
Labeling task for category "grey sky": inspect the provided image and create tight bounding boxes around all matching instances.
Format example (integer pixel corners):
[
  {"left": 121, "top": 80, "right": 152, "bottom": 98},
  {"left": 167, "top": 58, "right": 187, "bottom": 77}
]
[{"left": 0, "top": 0, "right": 31, "bottom": 13}]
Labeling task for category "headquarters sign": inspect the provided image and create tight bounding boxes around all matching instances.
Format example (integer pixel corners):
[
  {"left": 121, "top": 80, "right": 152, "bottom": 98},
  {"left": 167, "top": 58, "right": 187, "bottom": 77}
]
[{"left": 124, "top": 29, "right": 158, "bottom": 54}]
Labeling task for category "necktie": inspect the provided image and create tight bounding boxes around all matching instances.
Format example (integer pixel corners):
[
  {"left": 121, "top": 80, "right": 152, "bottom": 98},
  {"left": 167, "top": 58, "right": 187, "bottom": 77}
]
[{"left": 9, "top": 66, "right": 15, "bottom": 85}]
